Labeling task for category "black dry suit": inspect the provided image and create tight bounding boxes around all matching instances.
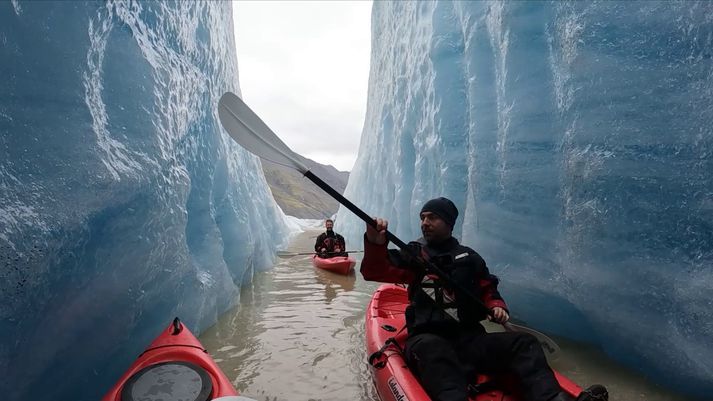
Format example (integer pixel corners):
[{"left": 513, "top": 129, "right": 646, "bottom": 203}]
[
  {"left": 314, "top": 230, "right": 346, "bottom": 256},
  {"left": 394, "top": 237, "right": 506, "bottom": 337}
]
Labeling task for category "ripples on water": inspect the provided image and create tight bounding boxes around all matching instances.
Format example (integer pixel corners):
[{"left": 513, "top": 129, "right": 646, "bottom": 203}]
[{"left": 200, "top": 230, "right": 698, "bottom": 401}]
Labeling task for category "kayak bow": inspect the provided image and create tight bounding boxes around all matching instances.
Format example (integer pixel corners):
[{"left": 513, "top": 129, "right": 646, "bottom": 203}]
[
  {"left": 312, "top": 254, "right": 357, "bottom": 275},
  {"left": 101, "top": 318, "right": 254, "bottom": 401}
]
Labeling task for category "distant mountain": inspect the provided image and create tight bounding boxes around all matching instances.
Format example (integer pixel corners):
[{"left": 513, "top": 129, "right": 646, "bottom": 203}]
[{"left": 261, "top": 154, "right": 349, "bottom": 219}]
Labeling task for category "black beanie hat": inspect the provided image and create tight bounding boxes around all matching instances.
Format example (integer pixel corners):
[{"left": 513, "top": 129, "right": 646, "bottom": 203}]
[{"left": 420, "top": 197, "right": 458, "bottom": 228}]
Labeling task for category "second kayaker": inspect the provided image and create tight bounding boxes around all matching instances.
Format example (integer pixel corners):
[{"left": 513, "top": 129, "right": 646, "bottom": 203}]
[{"left": 314, "top": 218, "right": 348, "bottom": 258}]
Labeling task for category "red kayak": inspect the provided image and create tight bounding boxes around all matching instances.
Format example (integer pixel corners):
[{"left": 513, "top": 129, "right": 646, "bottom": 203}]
[
  {"left": 312, "top": 254, "right": 356, "bottom": 275},
  {"left": 366, "top": 284, "right": 582, "bottom": 401},
  {"left": 101, "top": 318, "right": 250, "bottom": 401}
]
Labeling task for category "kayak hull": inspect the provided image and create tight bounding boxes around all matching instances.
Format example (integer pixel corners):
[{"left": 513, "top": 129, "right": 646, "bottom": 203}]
[
  {"left": 101, "top": 318, "right": 239, "bottom": 401},
  {"left": 365, "top": 284, "right": 582, "bottom": 401},
  {"left": 312, "top": 254, "right": 356, "bottom": 275}
]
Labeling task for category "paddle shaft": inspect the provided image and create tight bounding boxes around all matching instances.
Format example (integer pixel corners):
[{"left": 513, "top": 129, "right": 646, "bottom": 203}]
[
  {"left": 305, "top": 171, "right": 408, "bottom": 249},
  {"left": 278, "top": 250, "right": 363, "bottom": 257},
  {"left": 304, "top": 171, "right": 565, "bottom": 358},
  {"left": 304, "top": 171, "right": 497, "bottom": 319}
]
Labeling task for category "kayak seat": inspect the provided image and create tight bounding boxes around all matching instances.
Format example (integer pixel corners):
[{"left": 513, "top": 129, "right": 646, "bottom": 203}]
[{"left": 120, "top": 361, "right": 213, "bottom": 401}]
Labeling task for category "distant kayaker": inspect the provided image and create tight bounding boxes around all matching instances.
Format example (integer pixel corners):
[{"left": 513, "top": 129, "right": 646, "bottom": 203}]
[
  {"left": 360, "top": 197, "right": 607, "bottom": 401},
  {"left": 314, "top": 218, "right": 347, "bottom": 258}
]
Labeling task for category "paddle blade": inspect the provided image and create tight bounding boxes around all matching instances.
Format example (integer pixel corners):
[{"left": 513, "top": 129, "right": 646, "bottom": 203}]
[
  {"left": 218, "top": 92, "right": 308, "bottom": 173},
  {"left": 503, "top": 322, "right": 561, "bottom": 361},
  {"left": 276, "top": 251, "right": 313, "bottom": 258}
]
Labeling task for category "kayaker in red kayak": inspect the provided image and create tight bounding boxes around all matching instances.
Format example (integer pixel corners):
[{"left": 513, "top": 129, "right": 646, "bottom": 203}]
[
  {"left": 361, "top": 197, "right": 608, "bottom": 401},
  {"left": 314, "top": 218, "right": 348, "bottom": 257}
]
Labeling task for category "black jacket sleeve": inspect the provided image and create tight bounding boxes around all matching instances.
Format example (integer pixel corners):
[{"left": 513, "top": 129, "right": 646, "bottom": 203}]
[{"left": 314, "top": 233, "right": 326, "bottom": 252}]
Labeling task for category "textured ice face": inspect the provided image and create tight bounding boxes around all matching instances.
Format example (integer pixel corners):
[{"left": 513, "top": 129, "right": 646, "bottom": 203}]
[
  {"left": 0, "top": 2, "right": 290, "bottom": 401},
  {"left": 337, "top": 1, "right": 713, "bottom": 398}
]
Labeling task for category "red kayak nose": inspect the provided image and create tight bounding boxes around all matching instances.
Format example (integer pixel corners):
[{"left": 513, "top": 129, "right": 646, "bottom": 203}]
[{"left": 101, "top": 318, "right": 240, "bottom": 401}]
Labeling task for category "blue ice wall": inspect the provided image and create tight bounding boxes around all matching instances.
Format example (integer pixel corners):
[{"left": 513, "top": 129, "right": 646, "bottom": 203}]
[
  {"left": 338, "top": 1, "right": 713, "bottom": 398},
  {"left": 0, "top": 2, "right": 289, "bottom": 400}
]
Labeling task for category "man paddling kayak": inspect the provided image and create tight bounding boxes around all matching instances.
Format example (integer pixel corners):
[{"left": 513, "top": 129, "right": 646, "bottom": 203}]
[
  {"left": 314, "top": 218, "right": 348, "bottom": 257},
  {"left": 360, "top": 197, "right": 607, "bottom": 401}
]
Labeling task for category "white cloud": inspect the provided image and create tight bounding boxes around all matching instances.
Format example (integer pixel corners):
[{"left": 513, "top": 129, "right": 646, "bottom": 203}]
[{"left": 232, "top": 1, "right": 372, "bottom": 172}]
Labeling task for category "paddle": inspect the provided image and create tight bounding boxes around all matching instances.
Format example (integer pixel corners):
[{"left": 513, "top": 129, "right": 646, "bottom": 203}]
[
  {"left": 218, "top": 92, "right": 560, "bottom": 360},
  {"left": 277, "top": 250, "right": 364, "bottom": 258}
]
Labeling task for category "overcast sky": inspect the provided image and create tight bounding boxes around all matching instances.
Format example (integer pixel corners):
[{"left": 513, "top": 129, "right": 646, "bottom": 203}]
[{"left": 232, "top": 1, "right": 372, "bottom": 172}]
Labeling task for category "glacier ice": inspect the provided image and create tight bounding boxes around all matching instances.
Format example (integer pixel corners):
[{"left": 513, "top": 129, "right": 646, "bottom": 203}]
[
  {"left": 0, "top": 2, "right": 291, "bottom": 401},
  {"left": 337, "top": 1, "right": 713, "bottom": 398}
]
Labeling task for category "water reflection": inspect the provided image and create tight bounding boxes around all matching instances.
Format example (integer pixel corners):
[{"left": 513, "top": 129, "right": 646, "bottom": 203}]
[{"left": 313, "top": 267, "right": 356, "bottom": 304}]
